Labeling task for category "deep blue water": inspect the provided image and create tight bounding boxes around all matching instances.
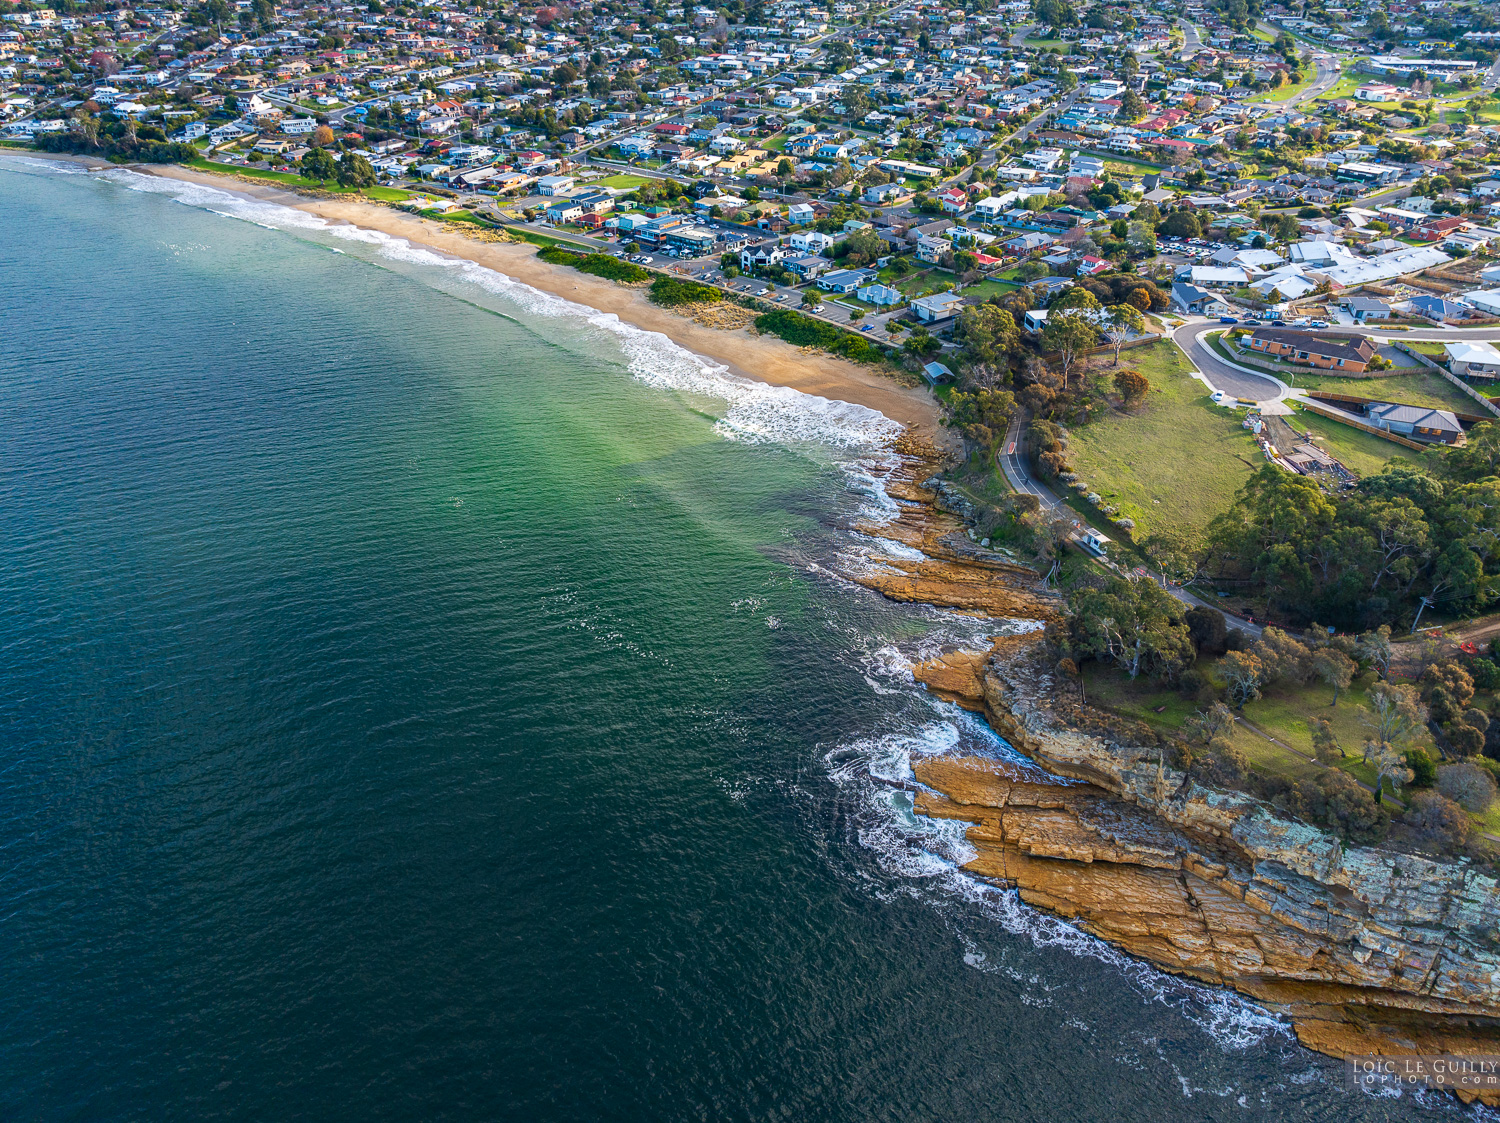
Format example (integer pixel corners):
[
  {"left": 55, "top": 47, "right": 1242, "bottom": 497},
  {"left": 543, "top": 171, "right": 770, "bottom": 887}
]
[{"left": 0, "top": 158, "right": 1451, "bottom": 1121}]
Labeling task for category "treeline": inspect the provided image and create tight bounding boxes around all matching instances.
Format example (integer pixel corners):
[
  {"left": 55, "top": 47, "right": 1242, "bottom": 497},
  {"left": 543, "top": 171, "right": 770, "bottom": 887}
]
[
  {"left": 37, "top": 131, "right": 196, "bottom": 164},
  {"left": 536, "top": 245, "right": 649, "bottom": 283},
  {"left": 1182, "top": 452, "right": 1500, "bottom": 630}
]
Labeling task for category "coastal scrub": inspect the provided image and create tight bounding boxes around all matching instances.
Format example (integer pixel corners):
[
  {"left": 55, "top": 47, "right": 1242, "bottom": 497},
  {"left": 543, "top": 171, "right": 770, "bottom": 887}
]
[{"left": 536, "top": 246, "right": 650, "bottom": 284}]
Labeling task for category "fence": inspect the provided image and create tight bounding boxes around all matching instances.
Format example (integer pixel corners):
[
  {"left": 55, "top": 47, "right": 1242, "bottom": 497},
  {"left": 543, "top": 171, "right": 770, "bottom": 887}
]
[
  {"left": 1392, "top": 342, "right": 1500, "bottom": 418},
  {"left": 1297, "top": 400, "right": 1431, "bottom": 451},
  {"left": 1306, "top": 391, "right": 1492, "bottom": 427}
]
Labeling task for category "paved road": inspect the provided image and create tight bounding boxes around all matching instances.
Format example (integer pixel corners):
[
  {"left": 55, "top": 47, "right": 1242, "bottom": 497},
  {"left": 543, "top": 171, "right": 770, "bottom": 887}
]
[
  {"left": 1009, "top": 22, "right": 1035, "bottom": 48},
  {"left": 1177, "top": 18, "right": 1201, "bottom": 57},
  {"left": 1011, "top": 88, "right": 1081, "bottom": 145},
  {"left": 997, "top": 413, "right": 1264, "bottom": 635},
  {"left": 1171, "top": 321, "right": 1288, "bottom": 402}
]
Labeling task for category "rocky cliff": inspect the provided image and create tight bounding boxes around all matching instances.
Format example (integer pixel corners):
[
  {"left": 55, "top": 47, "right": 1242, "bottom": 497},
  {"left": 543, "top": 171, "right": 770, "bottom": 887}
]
[{"left": 912, "top": 634, "right": 1500, "bottom": 1097}]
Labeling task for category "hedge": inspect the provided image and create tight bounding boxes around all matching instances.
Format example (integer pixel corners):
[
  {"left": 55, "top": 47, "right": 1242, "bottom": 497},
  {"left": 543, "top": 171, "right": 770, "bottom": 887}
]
[{"left": 536, "top": 245, "right": 651, "bottom": 283}]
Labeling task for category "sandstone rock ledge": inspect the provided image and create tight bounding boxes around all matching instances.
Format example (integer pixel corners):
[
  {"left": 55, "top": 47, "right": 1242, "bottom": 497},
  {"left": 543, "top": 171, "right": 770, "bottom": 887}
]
[
  {"left": 911, "top": 635, "right": 1500, "bottom": 1099},
  {"left": 844, "top": 451, "right": 1063, "bottom": 621}
]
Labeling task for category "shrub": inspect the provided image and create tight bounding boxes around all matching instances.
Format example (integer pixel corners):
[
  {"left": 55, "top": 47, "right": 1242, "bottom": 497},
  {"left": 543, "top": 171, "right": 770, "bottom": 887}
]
[
  {"left": 1436, "top": 761, "right": 1497, "bottom": 812},
  {"left": 753, "top": 309, "right": 882, "bottom": 363},
  {"left": 536, "top": 246, "right": 650, "bottom": 283},
  {"left": 1404, "top": 791, "right": 1472, "bottom": 854},
  {"left": 650, "top": 275, "right": 722, "bottom": 306},
  {"left": 1405, "top": 749, "right": 1436, "bottom": 789}
]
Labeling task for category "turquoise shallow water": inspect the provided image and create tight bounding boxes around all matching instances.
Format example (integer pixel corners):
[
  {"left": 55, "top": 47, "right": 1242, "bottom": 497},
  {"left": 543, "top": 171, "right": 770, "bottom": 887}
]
[{"left": 0, "top": 158, "right": 1448, "bottom": 1121}]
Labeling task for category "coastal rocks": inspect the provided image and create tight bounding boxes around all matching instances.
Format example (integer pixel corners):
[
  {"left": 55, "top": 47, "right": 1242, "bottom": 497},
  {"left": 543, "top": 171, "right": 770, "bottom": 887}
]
[
  {"left": 910, "top": 637, "right": 1500, "bottom": 1082},
  {"left": 846, "top": 454, "right": 1062, "bottom": 621}
]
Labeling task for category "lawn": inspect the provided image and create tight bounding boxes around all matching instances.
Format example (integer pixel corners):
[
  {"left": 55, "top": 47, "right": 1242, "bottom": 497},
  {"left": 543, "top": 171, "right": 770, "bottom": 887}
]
[
  {"left": 1291, "top": 369, "right": 1481, "bottom": 414},
  {"left": 1245, "top": 69, "right": 1319, "bottom": 104},
  {"left": 1062, "top": 342, "right": 1261, "bottom": 538},
  {"left": 184, "top": 157, "right": 412, "bottom": 201},
  {"left": 1024, "top": 37, "right": 1065, "bottom": 48},
  {"left": 1285, "top": 403, "right": 1410, "bottom": 476},
  {"left": 958, "top": 277, "right": 1020, "bottom": 300},
  {"left": 1081, "top": 662, "right": 1433, "bottom": 798},
  {"left": 1312, "top": 67, "right": 1377, "bottom": 103},
  {"left": 1102, "top": 155, "right": 1165, "bottom": 175},
  {"left": 596, "top": 173, "right": 652, "bottom": 189}
]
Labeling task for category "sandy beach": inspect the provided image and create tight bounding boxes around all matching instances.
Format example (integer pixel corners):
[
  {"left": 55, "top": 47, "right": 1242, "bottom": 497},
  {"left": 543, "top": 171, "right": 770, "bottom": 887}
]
[{"left": 136, "top": 162, "right": 950, "bottom": 445}]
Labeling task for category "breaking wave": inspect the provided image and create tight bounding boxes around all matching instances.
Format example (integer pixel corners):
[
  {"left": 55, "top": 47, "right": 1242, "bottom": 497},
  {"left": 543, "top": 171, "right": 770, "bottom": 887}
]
[{"left": 78, "top": 164, "right": 902, "bottom": 451}]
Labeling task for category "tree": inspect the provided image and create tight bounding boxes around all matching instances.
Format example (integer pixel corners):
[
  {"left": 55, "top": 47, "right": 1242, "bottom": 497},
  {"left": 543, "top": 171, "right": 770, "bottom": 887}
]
[
  {"left": 1404, "top": 791, "right": 1472, "bottom": 853},
  {"left": 1310, "top": 717, "right": 1343, "bottom": 764},
  {"left": 1251, "top": 627, "right": 1312, "bottom": 686},
  {"left": 1040, "top": 314, "right": 1097, "bottom": 389},
  {"left": 1437, "top": 761, "right": 1496, "bottom": 812},
  {"left": 1067, "top": 577, "right": 1195, "bottom": 682},
  {"left": 955, "top": 304, "right": 1019, "bottom": 366},
  {"left": 300, "top": 146, "right": 338, "bottom": 182},
  {"left": 1185, "top": 604, "right": 1228, "bottom": 656},
  {"left": 336, "top": 153, "right": 376, "bottom": 189},
  {"left": 1363, "top": 681, "right": 1428, "bottom": 748},
  {"left": 1317, "top": 769, "right": 1390, "bottom": 845},
  {"left": 1363, "top": 739, "right": 1415, "bottom": 802},
  {"left": 311, "top": 124, "right": 336, "bottom": 147},
  {"left": 1218, "top": 650, "right": 1265, "bottom": 707},
  {"left": 1126, "top": 221, "right": 1157, "bottom": 258},
  {"left": 1160, "top": 210, "right": 1200, "bottom": 239},
  {"left": 1357, "top": 626, "right": 1393, "bottom": 680},
  {"left": 1100, "top": 304, "right": 1144, "bottom": 367},
  {"left": 1114, "top": 367, "right": 1149, "bottom": 407},
  {"left": 946, "top": 389, "right": 1016, "bottom": 451},
  {"left": 1187, "top": 701, "right": 1236, "bottom": 744},
  {"left": 1311, "top": 648, "right": 1356, "bottom": 705}
]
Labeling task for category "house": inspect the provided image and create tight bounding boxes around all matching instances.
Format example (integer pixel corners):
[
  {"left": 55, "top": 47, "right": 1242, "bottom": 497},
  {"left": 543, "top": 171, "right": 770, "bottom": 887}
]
[
  {"left": 1246, "top": 328, "right": 1377, "bottom": 371},
  {"left": 1365, "top": 402, "right": 1464, "bottom": 444},
  {"left": 1445, "top": 340, "right": 1500, "bottom": 377},
  {"left": 537, "top": 174, "right": 575, "bottom": 196},
  {"left": 938, "top": 186, "right": 969, "bottom": 214},
  {"left": 817, "top": 268, "right": 873, "bottom": 293},
  {"left": 915, "top": 235, "right": 948, "bottom": 264},
  {"left": 787, "top": 202, "right": 816, "bottom": 224},
  {"left": 921, "top": 361, "right": 955, "bottom": 385},
  {"left": 785, "top": 253, "right": 829, "bottom": 279},
  {"left": 788, "top": 230, "right": 834, "bottom": 254},
  {"left": 863, "top": 182, "right": 910, "bottom": 206},
  {"left": 1414, "top": 215, "right": 1469, "bottom": 242},
  {"left": 1411, "top": 294, "right": 1474, "bottom": 324},
  {"left": 1462, "top": 289, "right": 1500, "bottom": 317},
  {"left": 545, "top": 200, "right": 585, "bottom": 223},
  {"left": 1171, "top": 282, "right": 1229, "bottom": 315},
  {"left": 1354, "top": 83, "right": 1399, "bottom": 102},
  {"left": 910, "top": 292, "right": 966, "bottom": 324},
  {"left": 1340, "top": 296, "right": 1390, "bottom": 322},
  {"left": 856, "top": 283, "right": 903, "bottom": 307},
  {"left": 741, "top": 240, "right": 784, "bottom": 270}
]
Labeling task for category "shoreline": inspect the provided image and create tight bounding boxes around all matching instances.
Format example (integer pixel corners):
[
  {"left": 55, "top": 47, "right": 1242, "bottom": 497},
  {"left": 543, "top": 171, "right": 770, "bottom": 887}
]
[{"left": 120, "top": 160, "right": 951, "bottom": 448}]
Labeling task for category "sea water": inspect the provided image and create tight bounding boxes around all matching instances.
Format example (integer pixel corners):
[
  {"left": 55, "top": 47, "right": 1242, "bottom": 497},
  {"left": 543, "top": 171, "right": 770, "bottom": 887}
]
[{"left": 0, "top": 156, "right": 1453, "bottom": 1121}]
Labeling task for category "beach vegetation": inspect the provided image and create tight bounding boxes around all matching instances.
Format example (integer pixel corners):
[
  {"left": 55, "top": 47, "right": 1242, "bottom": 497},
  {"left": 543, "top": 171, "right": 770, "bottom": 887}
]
[
  {"left": 537, "top": 245, "right": 650, "bottom": 283},
  {"left": 753, "top": 308, "right": 885, "bottom": 364},
  {"left": 649, "top": 276, "right": 722, "bottom": 307}
]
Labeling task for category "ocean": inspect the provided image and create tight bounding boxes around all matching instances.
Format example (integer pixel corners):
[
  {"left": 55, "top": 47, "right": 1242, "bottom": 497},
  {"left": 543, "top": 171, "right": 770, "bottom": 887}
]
[{"left": 0, "top": 156, "right": 1451, "bottom": 1121}]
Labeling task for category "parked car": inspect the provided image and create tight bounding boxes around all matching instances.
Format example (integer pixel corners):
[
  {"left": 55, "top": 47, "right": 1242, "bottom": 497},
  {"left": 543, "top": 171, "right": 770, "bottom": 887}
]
[
  {"left": 1309, "top": 320, "right": 1329, "bottom": 328},
  {"left": 1219, "top": 316, "right": 1239, "bottom": 324}
]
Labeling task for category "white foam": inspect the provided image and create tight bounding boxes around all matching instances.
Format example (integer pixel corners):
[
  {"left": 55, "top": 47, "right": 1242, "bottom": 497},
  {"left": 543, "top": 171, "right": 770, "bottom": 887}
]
[{"left": 81, "top": 165, "right": 902, "bottom": 451}]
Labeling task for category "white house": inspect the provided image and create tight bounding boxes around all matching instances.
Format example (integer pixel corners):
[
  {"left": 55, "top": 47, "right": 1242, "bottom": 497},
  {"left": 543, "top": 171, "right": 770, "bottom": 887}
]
[
  {"left": 537, "top": 175, "right": 576, "bottom": 196},
  {"left": 789, "top": 229, "right": 834, "bottom": 254},
  {"left": 1446, "top": 340, "right": 1500, "bottom": 376},
  {"left": 787, "top": 202, "right": 816, "bottom": 224},
  {"left": 856, "top": 283, "right": 903, "bottom": 306}
]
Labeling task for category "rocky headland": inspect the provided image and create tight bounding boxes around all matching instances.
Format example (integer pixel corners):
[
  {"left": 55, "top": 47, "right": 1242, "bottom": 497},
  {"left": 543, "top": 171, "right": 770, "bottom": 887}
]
[{"left": 911, "top": 631, "right": 1500, "bottom": 1101}]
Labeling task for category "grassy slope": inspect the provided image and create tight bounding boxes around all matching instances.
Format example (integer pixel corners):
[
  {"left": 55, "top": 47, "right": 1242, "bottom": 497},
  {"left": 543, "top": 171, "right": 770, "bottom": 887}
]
[
  {"left": 185, "top": 157, "right": 412, "bottom": 201},
  {"left": 1082, "top": 662, "right": 1434, "bottom": 797},
  {"left": 1292, "top": 369, "right": 1482, "bottom": 414},
  {"left": 1063, "top": 342, "right": 1260, "bottom": 538}
]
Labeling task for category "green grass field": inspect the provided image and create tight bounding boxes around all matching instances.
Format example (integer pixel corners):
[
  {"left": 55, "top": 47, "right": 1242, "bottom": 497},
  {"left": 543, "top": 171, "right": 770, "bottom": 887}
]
[
  {"left": 1245, "top": 69, "right": 1319, "bottom": 104},
  {"left": 1292, "top": 369, "right": 1481, "bottom": 414},
  {"left": 184, "top": 157, "right": 413, "bottom": 201},
  {"left": 1062, "top": 342, "right": 1260, "bottom": 538},
  {"left": 596, "top": 173, "right": 653, "bottom": 189},
  {"left": 1082, "top": 662, "right": 1434, "bottom": 801}
]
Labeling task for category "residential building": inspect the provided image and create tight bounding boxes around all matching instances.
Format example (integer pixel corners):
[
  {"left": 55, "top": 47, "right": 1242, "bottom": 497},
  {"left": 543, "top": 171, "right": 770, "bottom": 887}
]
[
  {"left": 1365, "top": 402, "right": 1463, "bottom": 444},
  {"left": 1246, "top": 328, "right": 1377, "bottom": 371}
]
